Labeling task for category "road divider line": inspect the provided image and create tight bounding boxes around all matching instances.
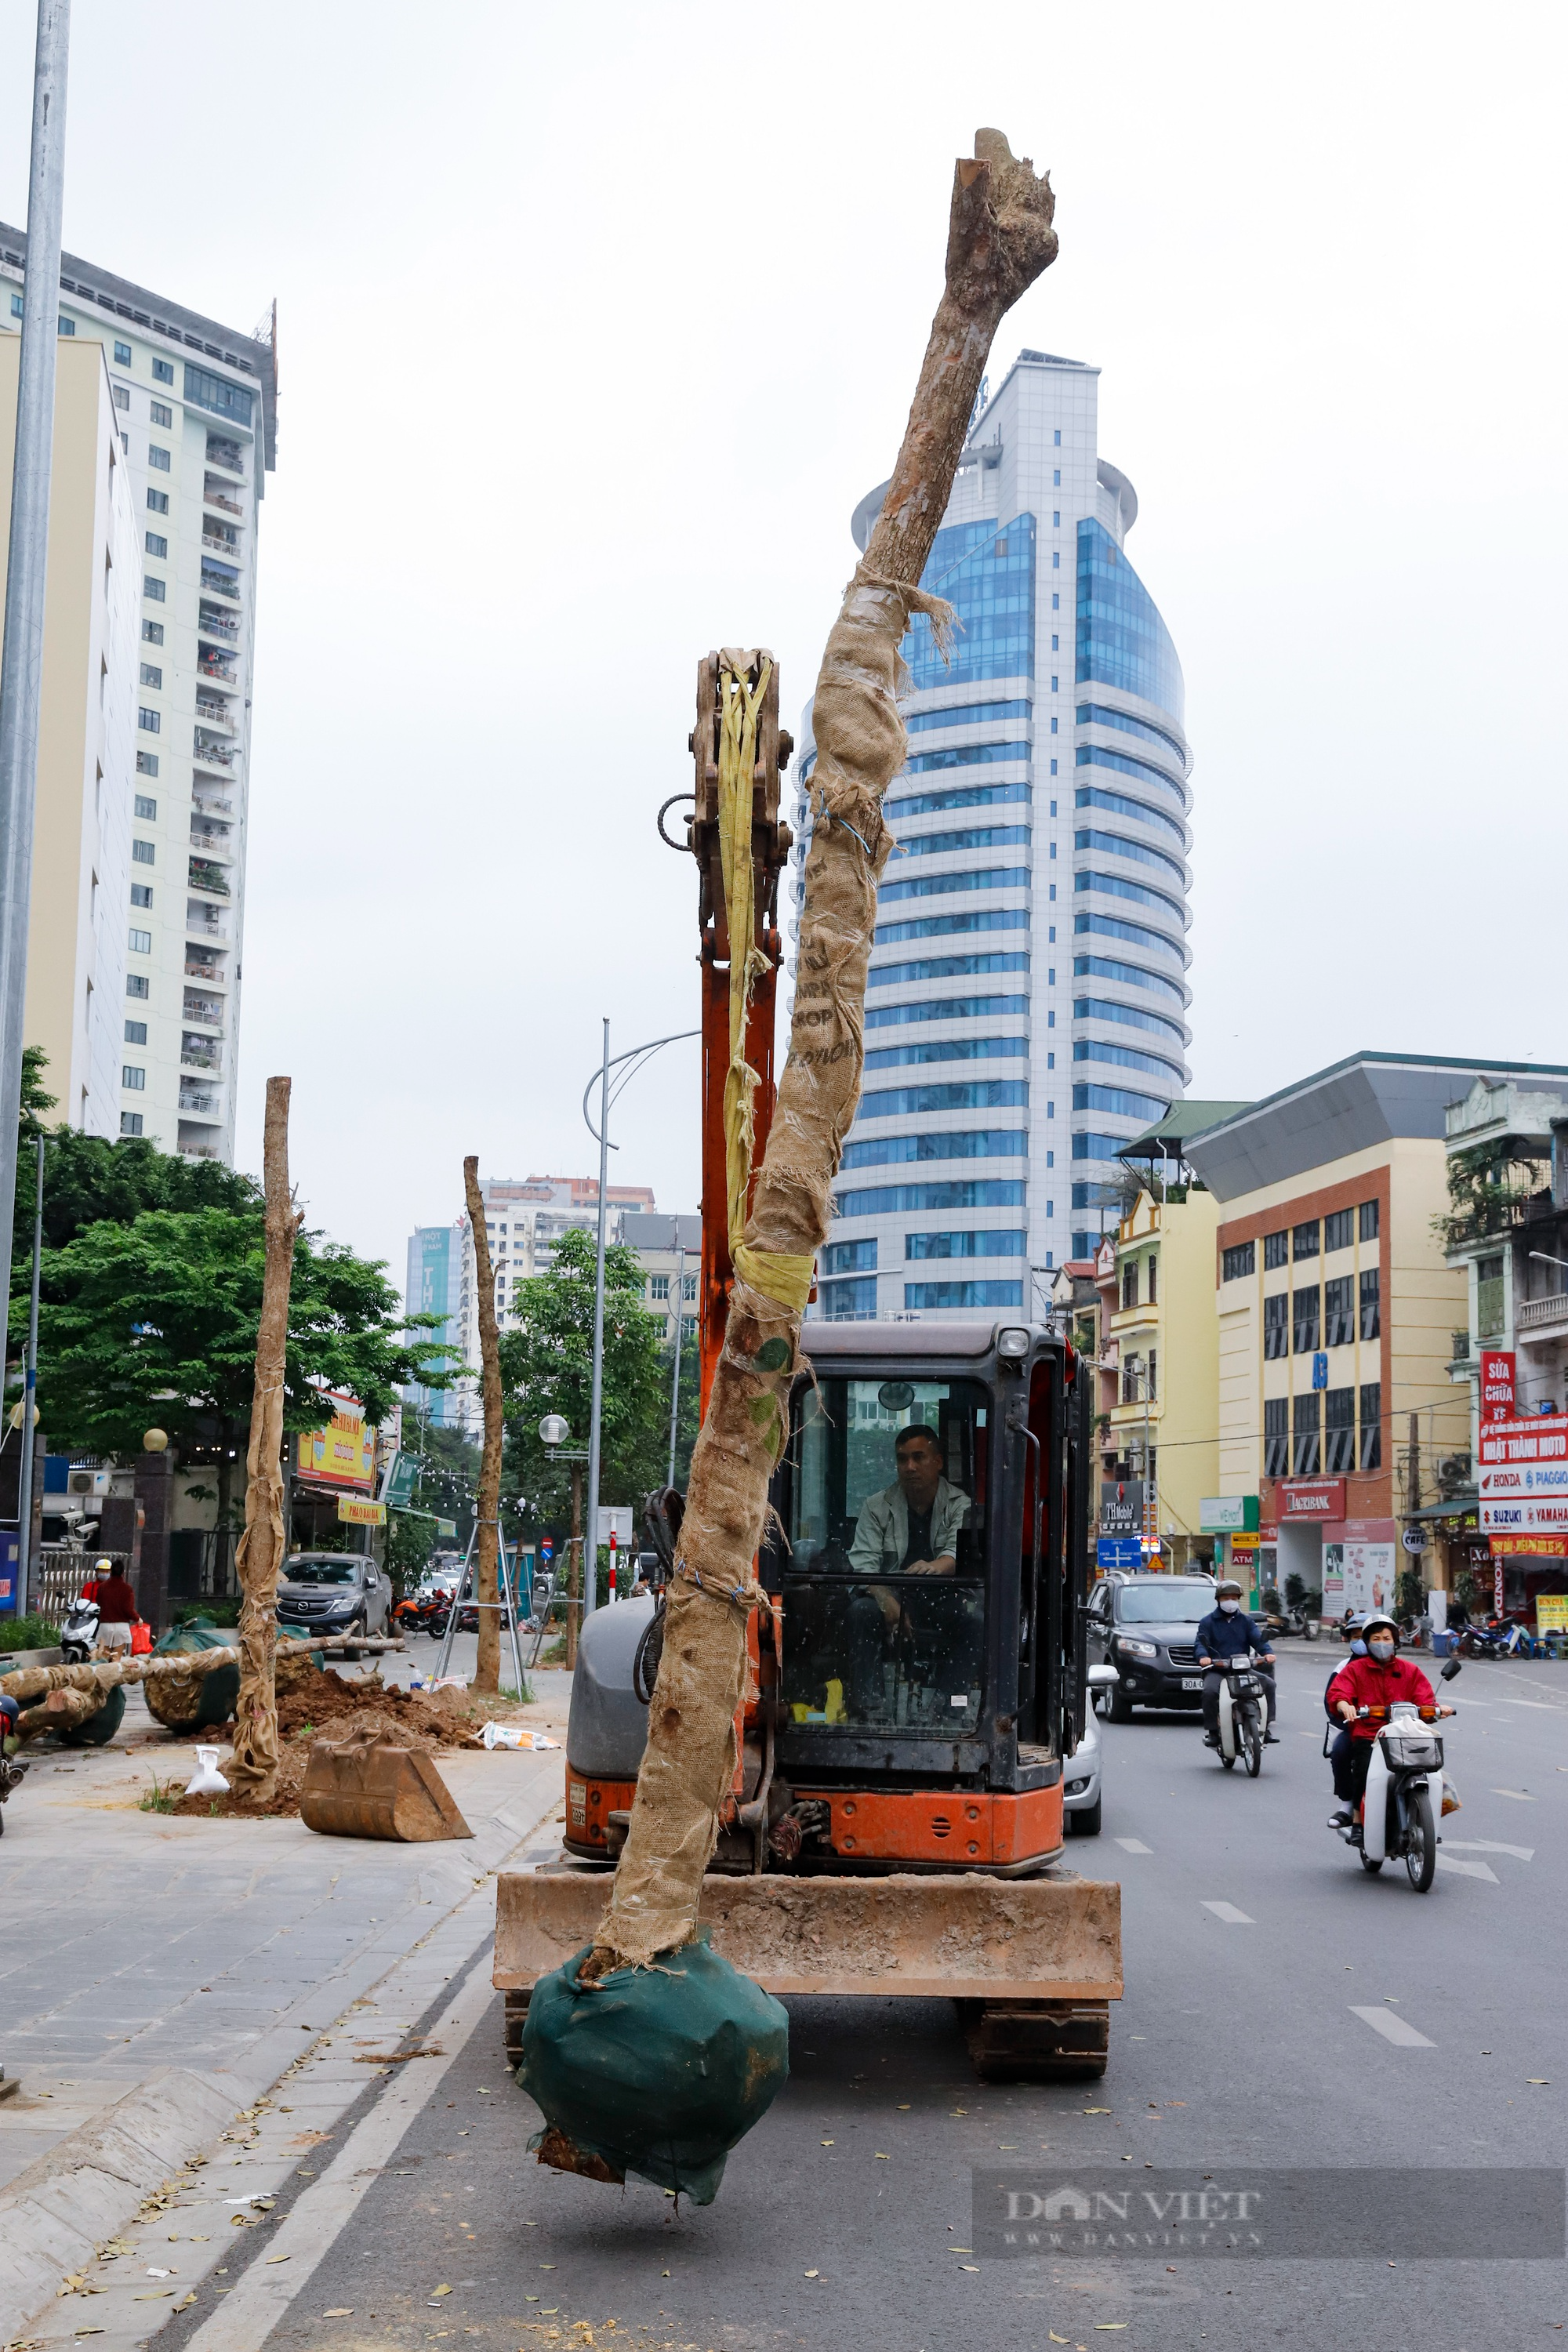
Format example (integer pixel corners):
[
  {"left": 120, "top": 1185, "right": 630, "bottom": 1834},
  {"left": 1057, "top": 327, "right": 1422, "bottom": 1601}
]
[
  {"left": 1201, "top": 1901, "right": 1254, "bottom": 1925},
  {"left": 1114, "top": 1838, "right": 1152, "bottom": 1855},
  {"left": 1436, "top": 1854, "right": 1498, "bottom": 1882},
  {"left": 1444, "top": 1839, "right": 1534, "bottom": 1862},
  {"left": 1350, "top": 2005, "right": 1435, "bottom": 2048}
]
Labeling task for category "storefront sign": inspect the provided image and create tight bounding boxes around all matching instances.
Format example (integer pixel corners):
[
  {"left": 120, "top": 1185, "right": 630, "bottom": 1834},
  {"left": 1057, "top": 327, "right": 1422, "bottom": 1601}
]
[
  {"left": 1507, "top": 1537, "right": 1568, "bottom": 1561},
  {"left": 1279, "top": 1478, "right": 1346, "bottom": 1520},
  {"left": 1201, "top": 1495, "right": 1260, "bottom": 1534},
  {"left": 1100, "top": 1480, "right": 1144, "bottom": 1537},
  {"left": 1321, "top": 1538, "right": 1396, "bottom": 1616},
  {"left": 1479, "top": 1350, "right": 1517, "bottom": 1425},
  {"left": 1536, "top": 1594, "right": 1568, "bottom": 1631},
  {"left": 337, "top": 1496, "right": 386, "bottom": 1526},
  {"left": 296, "top": 1393, "right": 376, "bottom": 1490},
  {"left": 383, "top": 1452, "right": 419, "bottom": 1510}
]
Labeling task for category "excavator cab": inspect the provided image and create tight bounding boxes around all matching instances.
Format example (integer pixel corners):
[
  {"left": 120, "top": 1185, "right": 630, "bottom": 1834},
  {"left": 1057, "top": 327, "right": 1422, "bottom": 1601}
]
[{"left": 760, "top": 1317, "right": 1092, "bottom": 1872}]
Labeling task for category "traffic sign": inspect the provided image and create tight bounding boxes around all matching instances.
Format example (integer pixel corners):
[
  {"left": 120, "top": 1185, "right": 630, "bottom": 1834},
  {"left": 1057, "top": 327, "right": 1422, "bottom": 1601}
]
[{"left": 1097, "top": 1537, "right": 1143, "bottom": 1571}]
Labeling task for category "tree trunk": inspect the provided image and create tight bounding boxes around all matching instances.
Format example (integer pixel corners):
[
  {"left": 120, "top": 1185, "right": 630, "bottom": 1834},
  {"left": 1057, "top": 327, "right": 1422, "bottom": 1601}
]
[
  {"left": 228, "top": 1077, "right": 303, "bottom": 1799},
  {"left": 463, "top": 1156, "right": 503, "bottom": 1694},
  {"left": 599, "top": 131, "right": 1057, "bottom": 1970}
]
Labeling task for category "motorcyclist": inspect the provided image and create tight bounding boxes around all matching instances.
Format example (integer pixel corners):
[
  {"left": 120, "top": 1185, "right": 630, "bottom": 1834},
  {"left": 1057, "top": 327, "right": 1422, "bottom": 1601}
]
[
  {"left": 1195, "top": 1579, "right": 1279, "bottom": 1747},
  {"left": 1325, "top": 1610, "right": 1454, "bottom": 1825}
]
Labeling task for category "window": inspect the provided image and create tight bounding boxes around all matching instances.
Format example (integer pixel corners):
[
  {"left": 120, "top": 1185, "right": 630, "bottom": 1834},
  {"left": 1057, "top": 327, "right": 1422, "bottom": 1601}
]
[
  {"left": 1053, "top": 510, "right": 1061, "bottom": 528},
  {"left": 1222, "top": 1241, "right": 1254, "bottom": 1280},
  {"left": 152, "top": 358, "right": 173, "bottom": 385},
  {"left": 112, "top": 383, "right": 129, "bottom": 411},
  {"left": 1359, "top": 1199, "right": 1379, "bottom": 1241},
  {"left": 823, "top": 1237, "right": 877, "bottom": 1274},
  {"left": 130, "top": 884, "right": 152, "bottom": 908},
  {"left": 126, "top": 974, "right": 149, "bottom": 999},
  {"left": 114, "top": 339, "right": 132, "bottom": 365},
  {"left": 1054, "top": 467, "right": 1061, "bottom": 485},
  {"left": 137, "top": 707, "right": 160, "bottom": 733},
  {"left": 57, "top": 314, "right": 74, "bottom": 335},
  {"left": 1146, "top": 1254, "right": 1157, "bottom": 1305},
  {"left": 147, "top": 488, "right": 169, "bottom": 515},
  {"left": 1264, "top": 1291, "right": 1289, "bottom": 1359},
  {"left": 1324, "top": 1275, "right": 1354, "bottom": 1347},
  {"left": 1147, "top": 1348, "right": 1157, "bottom": 1399},
  {"left": 1121, "top": 1352, "right": 1144, "bottom": 1405},
  {"left": 124, "top": 1019, "right": 147, "bottom": 1045},
  {"left": 183, "top": 362, "right": 252, "bottom": 426},
  {"left": 1324, "top": 1385, "right": 1356, "bottom": 1474},
  {"left": 148, "top": 445, "right": 171, "bottom": 473},
  {"left": 142, "top": 619, "right": 164, "bottom": 644},
  {"left": 150, "top": 400, "right": 172, "bottom": 427},
  {"left": 683, "top": 1272, "right": 696, "bottom": 1300},
  {"left": 1359, "top": 1381, "right": 1382, "bottom": 1471},
  {"left": 648, "top": 1274, "right": 670, "bottom": 1301},
  {"left": 120, "top": 1111, "right": 143, "bottom": 1137},
  {"left": 1264, "top": 1396, "right": 1288, "bottom": 1478},
  {"left": 1292, "top": 1284, "right": 1320, "bottom": 1354},
  {"left": 1263, "top": 1230, "right": 1287, "bottom": 1271},
  {"left": 1476, "top": 1253, "right": 1504, "bottom": 1338},
  {"left": 1323, "top": 1207, "right": 1354, "bottom": 1252},
  {"left": 1292, "top": 1392, "right": 1320, "bottom": 1476},
  {"left": 1054, "top": 429, "right": 1062, "bottom": 445},
  {"left": 9, "top": 292, "right": 22, "bottom": 318},
  {"left": 129, "top": 927, "right": 151, "bottom": 954},
  {"left": 135, "top": 751, "right": 158, "bottom": 777},
  {"left": 132, "top": 840, "right": 155, "bottom": 866},
  {"left": 1293, "top": 1219, "right": 1319, "bottom": 1261},
  {"left": 818, "top": 1275, "right": 878, "bottom": 1319},
  {"left": 143, "top": 575, "right": 165, "bottom": 601},
  {"left": 140, "top": 662, "right": 162, "bottom": 688},
  {"left": 122, "top": 1065, "right": 146, "bottom": 1091},
  {"left": 1122, "top": 1260, "right": 1139, "bottom": 1311},
  {"left": 1359, "top": 1266, "right": 1381, "bottom": 1341},
  {"left": 906, "top": 1230, "right": 1023, "bottom": 1261},
  {"left": 144, "top": 532, "right": 168, "bottom": 558},
  {"left": 133, "top": 793, "right": 157, "bottom": 818}
]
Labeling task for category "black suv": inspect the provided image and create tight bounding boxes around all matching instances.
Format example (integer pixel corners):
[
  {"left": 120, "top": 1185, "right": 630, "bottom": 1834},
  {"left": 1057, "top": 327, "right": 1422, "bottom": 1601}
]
[{"left": 1087, "top": 1574, "right": 1218, "bottom": 1719}]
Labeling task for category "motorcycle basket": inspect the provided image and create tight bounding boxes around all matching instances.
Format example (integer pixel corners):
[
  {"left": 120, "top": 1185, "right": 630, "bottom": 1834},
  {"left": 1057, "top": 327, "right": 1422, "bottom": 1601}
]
[{"left": 1380, "top": 1729, "right": 1443, "bottom": 1770}]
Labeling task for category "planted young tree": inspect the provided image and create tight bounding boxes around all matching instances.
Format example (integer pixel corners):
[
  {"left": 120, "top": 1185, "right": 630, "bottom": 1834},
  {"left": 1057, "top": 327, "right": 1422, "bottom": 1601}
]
[
  {"left": 597, "top": 131, "right": 1058, "bottom": 1973},
  {"left": 463, "top": 1158, "right": 504, "bottom": 1695}
]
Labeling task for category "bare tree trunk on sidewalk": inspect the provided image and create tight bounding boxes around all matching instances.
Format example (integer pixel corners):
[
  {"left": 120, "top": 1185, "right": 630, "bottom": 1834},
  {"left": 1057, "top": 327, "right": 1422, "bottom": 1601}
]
[
  {"left": 463, "top": 1156, "right": 503, "bottom": 1694},
  {"left": 229, "top": 1078, "right": 303, "bottom": 1799},
  {"left": 597, "top": 132, "right": 1058, "bottom": 1971}
]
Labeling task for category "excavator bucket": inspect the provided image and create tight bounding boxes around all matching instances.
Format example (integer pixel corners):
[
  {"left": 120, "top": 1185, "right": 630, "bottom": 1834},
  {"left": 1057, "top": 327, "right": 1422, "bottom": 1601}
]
[
  {"left": 301, "top": 1730, "right": 472, "bottom": 1842},
  {"left": 495, "top": 1868, "right": 1120, "bottom": 2080}
]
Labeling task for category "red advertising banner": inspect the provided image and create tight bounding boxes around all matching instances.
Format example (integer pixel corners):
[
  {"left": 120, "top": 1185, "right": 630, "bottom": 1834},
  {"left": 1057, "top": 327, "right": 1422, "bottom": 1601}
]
[
  {"left": 1279, "top": 1478, "right": 1346, "bottom": 1520},
  {"left": 1479, "top": 1350, "right": 1516, "bottom": 1425},
  {"left": 1498, "top": 1535, "right": 1568, "bottom": 1559}
]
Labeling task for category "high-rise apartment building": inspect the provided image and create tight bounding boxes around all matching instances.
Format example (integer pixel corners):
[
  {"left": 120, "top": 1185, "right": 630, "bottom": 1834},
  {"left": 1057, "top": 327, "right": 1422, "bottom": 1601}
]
[
  {"left": 0, "top": 338, "right": 137, "bottom": 1134},
  {"left": 789, "top": 350, "right": 1191, "bottom": 1319},
  {"left": 1, "top": 225, "right": 277, "bottom": 1164},
  {"left": 405, "top": 1222, "right": 461, "bottom": 1427}
]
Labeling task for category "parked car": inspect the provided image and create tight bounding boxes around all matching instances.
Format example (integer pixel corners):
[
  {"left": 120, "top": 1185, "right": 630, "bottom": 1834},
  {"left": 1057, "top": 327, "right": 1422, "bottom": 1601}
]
[
  {"left": 276, "top": 1552, "right": 390, "bottom": 1642},
  {"left": 1087, "top": 1573, "right": 1218, "bottom": 1719}
]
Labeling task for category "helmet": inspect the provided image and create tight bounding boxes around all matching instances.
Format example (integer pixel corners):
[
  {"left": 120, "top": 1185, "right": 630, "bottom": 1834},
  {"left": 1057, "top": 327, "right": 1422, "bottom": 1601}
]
[
  {"left": 1362, "top": 1611, "right": 1399, "bottom": 1645},
  {"left": 93, "top": 1557, "right": 113, "bottom": 1574},
  {"left": 1215, "top": 1578, "right": 1243, "bottom": 1599}
]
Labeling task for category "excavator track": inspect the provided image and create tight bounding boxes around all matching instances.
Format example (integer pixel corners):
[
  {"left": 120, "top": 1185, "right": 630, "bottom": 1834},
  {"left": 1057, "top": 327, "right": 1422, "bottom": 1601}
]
[{"left": 958, "top": 1997, "right": 1110, "bottom": 2082}]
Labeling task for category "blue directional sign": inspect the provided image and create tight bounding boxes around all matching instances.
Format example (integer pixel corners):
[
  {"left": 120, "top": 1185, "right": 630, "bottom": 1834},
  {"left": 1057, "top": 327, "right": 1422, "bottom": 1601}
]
[
  {"left": 1097, "top": 1537, "right": 1144, "bottom": 1572},
  {"left": 1312, "top": 1351, "right": 1328, "bottom": 1392}
]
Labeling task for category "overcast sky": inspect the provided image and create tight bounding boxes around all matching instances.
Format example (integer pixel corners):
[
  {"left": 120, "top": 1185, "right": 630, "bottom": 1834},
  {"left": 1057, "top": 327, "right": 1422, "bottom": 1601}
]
[{"left": 2, "top": 2, "right": 1563, "bottom": 1279}]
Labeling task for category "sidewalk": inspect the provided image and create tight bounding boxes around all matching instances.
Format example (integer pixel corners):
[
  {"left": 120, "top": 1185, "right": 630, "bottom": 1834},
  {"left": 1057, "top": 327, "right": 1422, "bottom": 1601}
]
[{"left": 0, "top": 1667, "right": 573, "bottom": 2336}]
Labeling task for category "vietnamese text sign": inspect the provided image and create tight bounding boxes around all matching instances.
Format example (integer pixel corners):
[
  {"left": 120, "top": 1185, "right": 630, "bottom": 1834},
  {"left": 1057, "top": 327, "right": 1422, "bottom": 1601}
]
[
  {"left": 1480, "top": 1349, "right": 1516, "bottom": 1425},
  {"left": 1279, "top": 1478, "right": 1345, "bottom": 1521},
  {"left": 383, "top": 1452, "right": 419, "bottom": 1510},
  {"left": 337, "top": 1496, "right": 386, "bottom": 1526},
  {"left": 1536, "top": 1594, "right": 1568, "bottom": 1630},
  {"left": 1479, "top": 1412, "right": 1568, "bottom": 1530},
  {"left": 296, "top": 1393, "right": 376, "bottom": 1490},
  {"left": 1201, "top": 1496, "right": 1260, "bottom": 1534},
  {"left": 1097, "top": 1537, "right": 1143, "bottom": 1572}
]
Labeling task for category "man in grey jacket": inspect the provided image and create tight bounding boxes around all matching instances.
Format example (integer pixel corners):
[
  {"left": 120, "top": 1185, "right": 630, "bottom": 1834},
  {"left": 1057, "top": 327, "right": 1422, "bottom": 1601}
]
[{"left": 849, "top": 1425, "right": 971, "bottom": 1577}]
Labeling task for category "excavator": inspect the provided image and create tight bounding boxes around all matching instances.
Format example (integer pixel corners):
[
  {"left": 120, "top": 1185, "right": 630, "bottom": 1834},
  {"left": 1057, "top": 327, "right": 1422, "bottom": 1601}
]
[{"left": 493, "top": 652, "right": 1123, "bottom": 2082}]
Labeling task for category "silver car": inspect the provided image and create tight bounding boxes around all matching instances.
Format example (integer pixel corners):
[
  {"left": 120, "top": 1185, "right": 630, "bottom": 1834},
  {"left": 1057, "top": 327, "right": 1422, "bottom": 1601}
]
[
  {"left": 275, "top": 1552, "right": 390, "bottom": 1640},
  {"left": 1064, "top": 1664, "right": 1116, "bottom": 1836}
]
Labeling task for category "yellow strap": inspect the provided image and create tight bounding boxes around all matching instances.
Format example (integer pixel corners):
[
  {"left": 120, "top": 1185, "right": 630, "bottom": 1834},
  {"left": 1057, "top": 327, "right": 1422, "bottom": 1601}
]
[{"left": 716, "top": 660, "right": 815, "bottom": 1319}]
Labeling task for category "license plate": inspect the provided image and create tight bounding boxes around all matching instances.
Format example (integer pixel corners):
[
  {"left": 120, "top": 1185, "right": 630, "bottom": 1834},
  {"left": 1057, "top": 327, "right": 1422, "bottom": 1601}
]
[{"left": 1181, "top": 1676, "right": 1203, "bottom": 1690}]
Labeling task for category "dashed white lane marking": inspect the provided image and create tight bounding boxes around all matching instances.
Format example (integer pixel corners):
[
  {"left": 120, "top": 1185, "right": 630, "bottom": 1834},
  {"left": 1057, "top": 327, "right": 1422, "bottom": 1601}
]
[
  {"left": 1437, "top": 1853, "right": 1499, "bottom": 1882},
  {"left": 1202, "top": 1901, "right": 1254, "bottom": 1925},
  {"left": 1489, "top": 1694, "right": 1561, "bottom": 1711},
  {"left": 1445, "top": 1838, "right": 1534, "bottom": 1861},
  {"left": 1491, "top": 1788, "right": 1537, "bottom": 1801},
  {"left": 1115, "top": 1838, "right": 1153, "bottom": 1854},
  {"left": 1351, "top": 2005, "right": 1435, "bottom": 2048}
]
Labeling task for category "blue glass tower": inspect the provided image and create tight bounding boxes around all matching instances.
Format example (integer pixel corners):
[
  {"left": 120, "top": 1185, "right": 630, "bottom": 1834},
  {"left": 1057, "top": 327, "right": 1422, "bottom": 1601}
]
[{"left": 789, "top": 350, "right": 1192, "bottom": 1319}]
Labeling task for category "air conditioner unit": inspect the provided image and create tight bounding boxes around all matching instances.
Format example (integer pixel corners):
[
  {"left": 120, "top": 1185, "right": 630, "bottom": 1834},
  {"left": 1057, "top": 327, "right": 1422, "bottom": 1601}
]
[{"left": 67, "top": 1468, "right": 111, "bottom": 1498}]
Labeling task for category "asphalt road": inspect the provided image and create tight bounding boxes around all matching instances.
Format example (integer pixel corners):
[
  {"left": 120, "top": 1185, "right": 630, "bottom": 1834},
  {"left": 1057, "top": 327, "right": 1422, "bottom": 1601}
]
[{"left": 175, "top": 1646, "right": 1568, "bottom": 2352}]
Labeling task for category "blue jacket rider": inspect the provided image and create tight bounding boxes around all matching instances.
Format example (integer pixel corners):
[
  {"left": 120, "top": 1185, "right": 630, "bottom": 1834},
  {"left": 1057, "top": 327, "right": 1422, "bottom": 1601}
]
[{"left": 1194, "top": 1578, "right": 1279, "bottom": 1744}]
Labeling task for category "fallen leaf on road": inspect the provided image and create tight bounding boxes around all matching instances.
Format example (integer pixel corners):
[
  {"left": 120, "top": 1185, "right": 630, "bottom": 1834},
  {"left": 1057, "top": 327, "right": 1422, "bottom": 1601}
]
[
  {"left": 1527, "top": 2080, "right": 1550, "bottom": 2086},
  {"left": 173, "top": 2292, "right": 196, "bottom": 2311},
  {"left": 897, "top": 2103, "right": 911, "bottom": 2110},
  {"left": 133, "top": 2291, "right": 172, "bottom": 2300},
  {"left": 876, "top": 2152, "right": 890, "bottom": 2160},
  {"left": 265, "top": 2255, "right": 290, "bottom": 2266},
  {"left": 432, "top": 2285, "right": 452, "bottom": 2296},
  {"left": 821, "top": 2140, "right": 834, "bottom": 2147},
  {"left": 1050, "top": 2334, "right": 1069, "bottom": 2344},
  {"left": 323, "top": 2309, "right": 354, "bottom": 2318},
  {"left": 804, "top": 2269, "right": 819, "bottom": 2279},
  {"left": 1082, "top": 2107, "right": 1111, "bottom": 2114},
  {"left": 1095, "top": 2327, "right": 1129, "bottom": 2332},
  {"left": 960, "top": 2264, "right": 979, "bottom": 2274}
]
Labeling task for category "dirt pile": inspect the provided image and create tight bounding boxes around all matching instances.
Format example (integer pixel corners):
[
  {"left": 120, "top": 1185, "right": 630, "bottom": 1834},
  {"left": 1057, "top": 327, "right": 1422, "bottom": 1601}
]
[{"left": 169, "top": 1660, "right": 485, "bottom": 1818}]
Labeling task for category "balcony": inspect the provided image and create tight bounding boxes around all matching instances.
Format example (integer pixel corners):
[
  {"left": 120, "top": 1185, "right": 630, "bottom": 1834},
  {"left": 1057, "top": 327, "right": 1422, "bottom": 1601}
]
[
  {"left": 183, "top": 998, "right": 224, "bottom": 1029},
  {"left": 178, "top": 1142, "right": 220, "bottom": 1160},
  {"left": 194, "top": 697, "right": 235, "bottom": 729},
  {"left": 180, "top": 1044, "right": 223, "bottom": 1073},
  {"left": 188, "top": 859, "right": 230, "bottom": 898},
  {"left": 198, "top": 611, "right": 240, "bottom": 642},
  {"left": 205, "top": 436, "right": 245, "bottom": 475},
  {"left": 197, "top": 655, "right": 238, "bottom": 684},
  {"left": 203, "top": 485, "right": 243, "bottom": 517},
  {"left": 1518, "top": 1292, "right": 1568, "bottom": 1344},
  {"left": 199, "top": 572, "right": 241, "bottom": 604},
  {"left": 201, "top": 531, "right": 241, "bottom": 559},
  {"left": 193, "top": 734, "right": 236, "bottom": 769},
  {"left": 183, "top": 956, "right": 227, "bottom": 983},
  {"left": 189, "top": 825, "right": 232, "bottom": 860},
  {"left": 178, "top": 1088, "right": 222, "bottom": 1120}
]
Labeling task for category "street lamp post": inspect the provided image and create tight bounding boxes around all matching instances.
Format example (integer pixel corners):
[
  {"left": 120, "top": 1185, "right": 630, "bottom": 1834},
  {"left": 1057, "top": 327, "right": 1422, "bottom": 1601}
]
[{"left": 668, "top": 1240, "right": 685, "bottom": 1487}]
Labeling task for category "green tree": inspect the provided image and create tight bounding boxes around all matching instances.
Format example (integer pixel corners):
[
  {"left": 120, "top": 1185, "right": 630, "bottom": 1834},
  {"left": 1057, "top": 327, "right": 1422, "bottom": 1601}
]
[
  {"left": 34, "top": 1207, "right": 451, "bottom": 1573},
  {"left": 498, "top": 1225, "right": 667, "bottom": 1544}
]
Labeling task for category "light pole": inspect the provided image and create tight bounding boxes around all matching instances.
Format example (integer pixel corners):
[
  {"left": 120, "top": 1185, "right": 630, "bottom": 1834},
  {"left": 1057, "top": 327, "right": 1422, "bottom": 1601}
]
[
  {"left": 15, "top": 1134, "right": 44, "bottom": 1612},
  {"left": 579, "top": 1024, "right": 699, "bottom": 1618},
  {"left": 0, "top": 2, "right": 71, "bottom": 1331},
  {"left": 668, "top": 1240, "right": 685, "bottom": 1487}
]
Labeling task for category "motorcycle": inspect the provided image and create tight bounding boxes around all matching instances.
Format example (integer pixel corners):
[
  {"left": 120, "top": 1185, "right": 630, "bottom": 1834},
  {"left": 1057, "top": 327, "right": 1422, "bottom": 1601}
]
[
  {"left": 60, "top": 1591, "right": 102, "bottom": 1664},
  {"left": 0, "top": 1695, "right": 26, "bottom": 1835},
  {"left": 1211, "top": 1654, "right": 1269, "bottom": 1777},
  {"left": 1330, "top": 1655, "right": 1461, "bottom": 1890}
]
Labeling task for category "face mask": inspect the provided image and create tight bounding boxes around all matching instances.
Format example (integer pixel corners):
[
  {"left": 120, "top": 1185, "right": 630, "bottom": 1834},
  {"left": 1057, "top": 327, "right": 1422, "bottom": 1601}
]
[
  {"left": 1369, "top": 1638, "right": 1396, "bottom": 1661},
  {"left": 1219, "top": 1599, "right": 1240, "bottom": 1615},
  {"left": 1349, "top": 1639, "right": 1367, "bottom": 1657}
]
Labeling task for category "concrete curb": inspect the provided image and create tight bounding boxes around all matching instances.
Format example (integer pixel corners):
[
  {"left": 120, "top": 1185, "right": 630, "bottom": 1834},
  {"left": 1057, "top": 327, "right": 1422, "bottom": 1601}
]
[{"left": 0, "top": 2066, "right": 237, "bottom": 2332}]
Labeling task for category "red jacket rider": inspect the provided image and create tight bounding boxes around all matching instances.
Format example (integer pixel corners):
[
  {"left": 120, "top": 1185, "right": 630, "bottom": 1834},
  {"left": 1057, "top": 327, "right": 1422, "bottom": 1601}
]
[{"left": 1325, "top": 1649, "right": 1436, "bottom": 1740}]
